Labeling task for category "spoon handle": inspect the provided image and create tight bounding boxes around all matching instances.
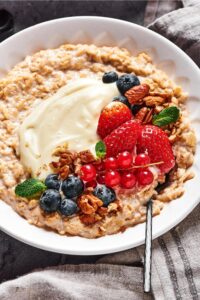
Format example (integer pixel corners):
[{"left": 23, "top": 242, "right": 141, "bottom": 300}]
[{"left": 144, "top": 199, "right": 152, "bottom": 293}]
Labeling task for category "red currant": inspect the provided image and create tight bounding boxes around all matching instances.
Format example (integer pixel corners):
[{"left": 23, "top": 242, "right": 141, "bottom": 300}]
[
  {"left": 121, "top": 172, "right": 136, "bottom": 189},
  {"left": 95, "top": 161, "right": 105, "bottom": 172},
  {"left": 80, "top": 164, "right": 96, "bottom": 181},
  {"left": 105, "top": 171, "right": 121, "bottom": 187},
  {"left": 96, "top": 174, "right": 105, "bottom": 184},
  {"left": 117, "top": 151, "right": 133, "bottom": 169},
  {"left": 135, "top": 153, "right": 150, "bottom": 166},
  {"left": 104, "top": 157, "right": 118, "bottom": 170},
  {"left": 85, "top": 180, "right": 97, "bottom": 188},
  {"left": 137, "top": 168, "right": 154, "bottom": 185}
]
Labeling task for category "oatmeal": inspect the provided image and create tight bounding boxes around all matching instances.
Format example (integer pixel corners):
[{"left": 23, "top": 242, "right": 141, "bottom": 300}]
[{"left": 0, "top": 44, "right": 196, "bottom": 238}]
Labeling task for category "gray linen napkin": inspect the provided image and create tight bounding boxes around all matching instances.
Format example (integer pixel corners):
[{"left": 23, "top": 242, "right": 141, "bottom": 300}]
[{"left": 0, "top": 1, "right": 200, "bottom": 299}]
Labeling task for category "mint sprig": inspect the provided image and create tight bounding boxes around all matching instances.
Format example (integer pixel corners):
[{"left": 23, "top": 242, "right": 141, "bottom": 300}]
[
  {"left": 153, "top": 106, "right": 180, "bottom": 127},
  {"left": 95, "top": 141, "right": 106, "bottom": 159},
  {"left": 15, "top": 178, "right": 47, "bottom": 199}
]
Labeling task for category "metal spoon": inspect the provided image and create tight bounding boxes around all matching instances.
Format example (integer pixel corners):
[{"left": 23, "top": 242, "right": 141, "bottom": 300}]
[{"left": 144, "top": 199, "right": 152, "bottom": 293}]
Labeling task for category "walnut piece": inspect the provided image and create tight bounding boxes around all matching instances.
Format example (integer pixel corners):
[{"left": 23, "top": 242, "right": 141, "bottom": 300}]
[
  {"left": 78, "top": 192, "right": 103, "bottom": 215},
  {"left": 78, "top": 150, "right": 96, "bottom": 164},
  {"left": 79, "top": 214, "right": 102, "bottom": 225}
]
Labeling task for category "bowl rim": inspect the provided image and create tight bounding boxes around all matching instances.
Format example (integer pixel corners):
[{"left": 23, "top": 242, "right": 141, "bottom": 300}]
[{"left": 0, "top": 16, "right": 200, "bottom": 255}]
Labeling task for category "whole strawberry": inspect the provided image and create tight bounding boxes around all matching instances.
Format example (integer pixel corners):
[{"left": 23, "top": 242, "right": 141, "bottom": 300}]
[
  {"left": 104, "top": 119, "right": 142, "bottom": 157},
  {"left": 137, "top": 125, "right": 175, "bottom": 173},
  {"left": 97, "top": 101, "right": 132, "bottom": 139}
]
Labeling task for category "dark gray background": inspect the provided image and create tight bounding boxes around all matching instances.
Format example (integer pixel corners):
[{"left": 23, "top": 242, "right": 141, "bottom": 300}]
[{"left": 0, "top": 0, "right": 147, "bottom": 283}]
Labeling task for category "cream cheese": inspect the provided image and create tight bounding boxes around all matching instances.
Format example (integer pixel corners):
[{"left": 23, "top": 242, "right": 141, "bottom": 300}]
[{"left": 19, "top": 79, "right": 118, "bottom": 179}]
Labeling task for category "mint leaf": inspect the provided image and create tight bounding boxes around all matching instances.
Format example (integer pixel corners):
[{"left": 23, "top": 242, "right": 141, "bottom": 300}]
[
  {"left": 153, "top": 106, "right": 180, "bottom": 127},
  {"left": 95, "top": 141, "right": 106, "bottom": 159},
  {"left": 15, "top": 178, "right": 46, "bottom": 199}
]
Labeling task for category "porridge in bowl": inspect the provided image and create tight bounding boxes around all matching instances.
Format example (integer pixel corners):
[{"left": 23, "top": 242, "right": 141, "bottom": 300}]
[{"left": 0, "top": 44, "right": 196, "bottom": 238}]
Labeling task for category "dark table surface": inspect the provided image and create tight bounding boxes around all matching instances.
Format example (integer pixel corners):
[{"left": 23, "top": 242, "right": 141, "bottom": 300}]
[{"left": 0, "top": 0, "right": 147, "bottom": 283}]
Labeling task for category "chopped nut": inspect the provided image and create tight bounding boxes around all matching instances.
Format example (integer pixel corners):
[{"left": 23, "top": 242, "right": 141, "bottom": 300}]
[
  {"left": 143, "top": 95, "right": 165, "bottom": 107},
  {"left": 98, "top": 206, "right": 108, "bottom": 216},
  {"left": 52, "top": 143, "right": 68, "bottom": 156},
  {"left": 79, "top": 213, "right": 102, "bottom": 225},
  {"left": 59, "top": 165, "right": 70, "bottom": 179},
  {"left": 125, "top": 83, "right": 150, "bottom": 104},
  {"left": 78, "top": 192, "right": 103, "bottom": 215},
  {"left": 78, "top": 150, "right": 96, "bottom": 163},
  {"left": 74, "top": 157, "right": 82, "bottom": 175}
]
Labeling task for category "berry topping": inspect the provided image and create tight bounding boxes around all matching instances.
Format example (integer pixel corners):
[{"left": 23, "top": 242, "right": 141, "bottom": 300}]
[
  {"left": 97, "top": 101, "right": 132, "bottom": 139},
  {"left": 103, "top": 119, "right": 142, "bottom": 157},
  {"left": 104, "top": 157, "right": 118, "bottom": 170},
  {"left": 96, "top": 174, "right": 105, "bottom": 184},
  {"left": 116, "top": 74, "right": 140, "bottom": 95},
  {"left": 105, "top": 170, "right": 121, "bottom": 187},
  {"left": 95, "top": 161, "right": 105, "bottom": 172},
  {"left": 131, "top": 104, "right": 143, "bottom": 115},
  {"left": 113, "top": 95, "right": 131, "bottom": 108},
  {"left": 121, "top": 172, "right": 136, "bottom": 189},
  {"left": 93, "top": 185, "right": 116, "bottom": 207},
  {"left": 137, "top": 125, "right": 175, "bottom": 173},
  {"left": 40, "top": 189, "right": 61, "bottom": 212},
  {"left": 135, "top": 153, "right": 150, "bottom": 166},
  {"left": 59, "top": 199, "right": 78, "bottom": 216},
  {"left": 102, "top": 71, "right": 118, "bottom": 83},
  {"left": 85, "top": 180, "right": 97, "bottom": 188},
  {"left": 117, "top": 151, "right": 133, "bottom": 169},
  {"left": 62, "top": 175, "right": 84, "bottom": 199},
  {"left": 80, "top": 164, "right": 97, "bottom": 182},
  {"left": 45, "top": 174, "right": 61, "bottom": 190},
  {"left": 137, "top": 169, "right": 154, "bottom": 186}
]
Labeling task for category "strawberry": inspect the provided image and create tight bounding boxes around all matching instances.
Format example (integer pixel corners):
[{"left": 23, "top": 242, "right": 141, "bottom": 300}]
[
  {"left": 137, "top": 125, "right": 175, "bottom": 173},
  {"left": 104, "top": 119, "right": 142, "bottom": 157},
  {"left": 97, "top": 101, "right": 132, "bottom": 139}
]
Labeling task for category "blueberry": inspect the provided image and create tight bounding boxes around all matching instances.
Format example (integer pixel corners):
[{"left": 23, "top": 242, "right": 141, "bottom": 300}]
[
  {"left": 93, "top": 185, "right": 116, "bottom": 207},
  {"left": 131, "top": 104, "right": 143, "bottom": 115},
  {"left": 113, "top": 95, "right": 131, "bottom": 108},
  {"left": 59, "top": 199, "right": 78, "bottom": 216},
  {"left": 116, "top": 74, "right": 140, "bottom": 95},
  {"left": 62, "top": 175, "right": 84, "bottom": 199},
  {"left": 45, "top": 174, "right": 61, "bottom": 190},
  {"left": 40, "top": 189, "right": 61, "bottom": 213},
  {"left": 102, "top": 71, "right": 118, "bottom": 83}
]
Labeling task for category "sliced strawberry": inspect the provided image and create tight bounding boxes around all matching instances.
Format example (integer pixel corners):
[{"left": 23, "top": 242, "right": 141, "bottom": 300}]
[
  {"left": 137, "top": 125, "right": 175, "bottom": 173},
  {"left": 97, "top": 101, "right": 132, "bottom": 139},
  {"left": 104, "top": 119, "right": 142, "bottom": 157}
]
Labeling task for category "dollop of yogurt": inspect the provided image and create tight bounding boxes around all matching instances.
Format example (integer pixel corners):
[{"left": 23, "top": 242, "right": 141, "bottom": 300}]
[{"left": 19, "top": 78, "right": 118, "bottom": 179}]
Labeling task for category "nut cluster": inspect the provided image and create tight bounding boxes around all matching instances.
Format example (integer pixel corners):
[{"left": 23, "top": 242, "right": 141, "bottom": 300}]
[
  {"left": 50, "top": 144, "right": 96, "bottom": 180},
  {"left": 78, "top": 190, "right": 121, "bottom": 225},
  {"left": 125, "top": 83, "right": 172, "bottom": 125}
]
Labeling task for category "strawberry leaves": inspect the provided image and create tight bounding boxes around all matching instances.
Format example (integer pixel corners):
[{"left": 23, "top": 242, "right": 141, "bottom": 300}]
[
  {"left": 95, "top": 141, "right": 106, "bottom": 159},
  {"left": 153, "top": 106, "right": 180, "bottom": 127}
]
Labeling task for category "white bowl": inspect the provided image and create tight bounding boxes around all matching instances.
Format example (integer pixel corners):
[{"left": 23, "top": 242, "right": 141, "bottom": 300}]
[{"left": 0, "top": 16, "right": 200, "bottom": 255}]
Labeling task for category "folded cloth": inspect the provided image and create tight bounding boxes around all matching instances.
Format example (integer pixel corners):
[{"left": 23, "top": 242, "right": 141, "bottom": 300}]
[
  {"left": 0, "top": 1, "right": 200, "bottom": 299},
  {"left": 146, "top": 0, "right": 200, "bottom": 67}
]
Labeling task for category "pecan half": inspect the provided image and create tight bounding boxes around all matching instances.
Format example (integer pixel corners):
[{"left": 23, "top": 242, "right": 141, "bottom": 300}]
[
  {"left": 135, "top": 107, "right": 153, "bottom": 124},
  {"left": 125, "top": 83, "right": 150, "bottom": 104},
  {"left": 78, "top": 192, "right": 103, "bottom": 215}
]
